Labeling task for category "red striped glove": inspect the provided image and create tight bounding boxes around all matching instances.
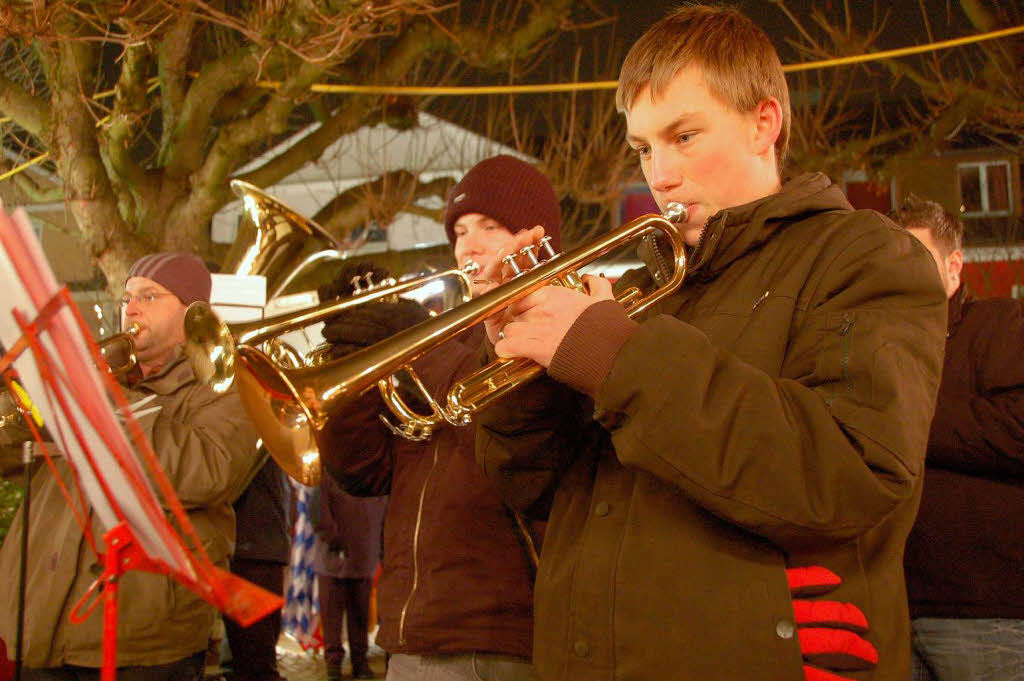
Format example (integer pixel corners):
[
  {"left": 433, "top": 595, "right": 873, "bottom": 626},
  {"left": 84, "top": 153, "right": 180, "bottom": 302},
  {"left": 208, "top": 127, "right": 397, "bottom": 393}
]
[{"left": 787, "top": 566, "right": 879, "bottom": 681}]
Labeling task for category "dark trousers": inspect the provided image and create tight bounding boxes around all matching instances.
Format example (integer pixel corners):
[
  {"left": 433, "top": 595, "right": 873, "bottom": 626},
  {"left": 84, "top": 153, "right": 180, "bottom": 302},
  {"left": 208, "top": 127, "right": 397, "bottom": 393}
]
[
  {"left": 317, "top": 575, "right": 373, "bottom": 670},
  {"left": 22, "top": 652, "right": 205, "bottom": 681},
  {"left": 223, "top": 559, "right": 286, "bottom": 681}
]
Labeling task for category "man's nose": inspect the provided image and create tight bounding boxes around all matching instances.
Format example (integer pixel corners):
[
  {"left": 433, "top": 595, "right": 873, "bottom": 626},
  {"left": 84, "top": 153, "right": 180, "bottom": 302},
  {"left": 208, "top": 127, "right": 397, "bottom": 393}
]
[
  {"left": 460, "top": 234, "right": 484, "bottom": 256},
  {"left": 646, "top": 151, "right": 682, "bottom": 194},
  {"left": 122, "top": 298, "right": 142, "bottom": 316}
]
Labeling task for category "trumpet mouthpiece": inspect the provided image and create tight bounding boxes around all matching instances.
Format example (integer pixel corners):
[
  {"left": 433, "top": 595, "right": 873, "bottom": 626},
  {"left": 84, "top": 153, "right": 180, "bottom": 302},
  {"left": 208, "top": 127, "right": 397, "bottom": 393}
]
[{"left": 664, "top": 202, "right": 688, "bottom": 223}]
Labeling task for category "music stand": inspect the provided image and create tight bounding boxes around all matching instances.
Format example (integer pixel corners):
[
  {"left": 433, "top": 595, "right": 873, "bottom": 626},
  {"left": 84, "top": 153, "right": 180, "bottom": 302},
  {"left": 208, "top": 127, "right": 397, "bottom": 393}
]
[{"left": 0, "top": 204, "right": 283, "bottom": 681}]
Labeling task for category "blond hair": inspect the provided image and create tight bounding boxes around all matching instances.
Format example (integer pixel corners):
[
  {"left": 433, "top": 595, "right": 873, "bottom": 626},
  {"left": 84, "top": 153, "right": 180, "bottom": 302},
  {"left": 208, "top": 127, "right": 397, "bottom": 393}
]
[{"left": 616, "top": 4, "right": 791, "bottom": 168}]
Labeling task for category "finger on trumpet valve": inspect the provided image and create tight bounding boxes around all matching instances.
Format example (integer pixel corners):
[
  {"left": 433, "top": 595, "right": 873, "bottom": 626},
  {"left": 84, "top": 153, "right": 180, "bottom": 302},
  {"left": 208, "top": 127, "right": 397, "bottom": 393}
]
[{"left": 350, "top": 275, "right": 364, "bottom": 294}]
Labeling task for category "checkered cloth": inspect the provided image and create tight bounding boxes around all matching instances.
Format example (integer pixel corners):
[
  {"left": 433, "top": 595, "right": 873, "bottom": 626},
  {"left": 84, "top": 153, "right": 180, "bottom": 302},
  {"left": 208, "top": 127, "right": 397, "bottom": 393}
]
[{"left": 282, "top": 482, "right": 322, "bottom": 651}]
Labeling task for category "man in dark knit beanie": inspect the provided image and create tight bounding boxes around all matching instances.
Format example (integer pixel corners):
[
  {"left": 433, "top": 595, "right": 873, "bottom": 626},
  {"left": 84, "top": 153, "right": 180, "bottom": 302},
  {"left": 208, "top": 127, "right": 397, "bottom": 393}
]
[
  {"left": 441, "top": 155, "right": 561, "bottom": 298},
  {"left": 315, "top": 156, "right": 561, "bottom": 681}
]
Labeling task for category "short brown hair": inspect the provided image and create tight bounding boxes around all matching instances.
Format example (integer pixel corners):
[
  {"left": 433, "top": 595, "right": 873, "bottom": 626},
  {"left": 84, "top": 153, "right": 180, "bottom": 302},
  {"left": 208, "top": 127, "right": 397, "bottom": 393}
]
[
  {"left": 892, "top": 194, "right": 964, "bottom": 255},
  {"left": 616, "top": 4, "right": 791, "bottom": 167}
]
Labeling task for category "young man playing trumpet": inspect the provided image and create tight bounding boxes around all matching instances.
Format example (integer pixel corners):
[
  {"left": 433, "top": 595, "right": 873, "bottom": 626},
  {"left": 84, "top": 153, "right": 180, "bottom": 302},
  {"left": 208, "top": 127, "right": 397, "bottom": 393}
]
[
  {"left": 318, "top": 155, "right": 560, "bottom": 681},
  {"left": 474, "top": 6, "right": 948, "bottom": 681}
]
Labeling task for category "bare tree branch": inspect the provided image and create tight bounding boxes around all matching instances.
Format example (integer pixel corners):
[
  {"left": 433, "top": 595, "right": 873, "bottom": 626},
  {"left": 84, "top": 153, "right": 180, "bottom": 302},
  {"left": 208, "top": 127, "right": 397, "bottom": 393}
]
[
  {"left": 0, "top": 0, "right": 603, "bottom": 295},
  {"left": 46, "top": 27, "right": 149, "bottom": 289},
  {"left": 104, "top": 42, "right": 157, "bottom": 207},
  {"left": 156, "top": 13, "right": 197, "bottom": 159},
  {"left": 0, "top": 73, "right": 50, "bottom": 139},
  {"left": 313, "top": 170, "right": 454, "bottom": 241},
  {"left": 159, "top": 47, "right": 261, "bottom": 175}
]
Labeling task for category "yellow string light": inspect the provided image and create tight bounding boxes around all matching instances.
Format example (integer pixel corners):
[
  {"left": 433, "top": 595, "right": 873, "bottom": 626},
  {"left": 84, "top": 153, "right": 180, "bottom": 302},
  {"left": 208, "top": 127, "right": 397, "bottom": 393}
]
[
  {"left": 781, "top": 23, "right": 1024, "bottom": 74},
  {"left": 0, "top": 153, "right": 50, "bottom": 182},
  {"left": 257, "top": 24, "right": 1024, "bottom": 93}
]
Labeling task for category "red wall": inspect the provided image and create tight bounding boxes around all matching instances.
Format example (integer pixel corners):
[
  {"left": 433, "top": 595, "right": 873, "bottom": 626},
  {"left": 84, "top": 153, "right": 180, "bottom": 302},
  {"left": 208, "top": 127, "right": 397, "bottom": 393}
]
[{"left": 962, "top": 259, "right": 1024, "bottom": 298}]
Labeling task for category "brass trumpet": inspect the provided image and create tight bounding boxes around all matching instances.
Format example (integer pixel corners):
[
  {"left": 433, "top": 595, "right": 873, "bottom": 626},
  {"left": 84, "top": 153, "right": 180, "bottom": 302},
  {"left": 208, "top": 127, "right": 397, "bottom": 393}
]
[
  {"left": 183, "top": 262, "right": 479, "bottom": 399},
  {"left": 98, "top": 323, "right": 141, "bottom": 377},
  {"left": 231, "top": 204, "right": 688, "bottom": 486}
]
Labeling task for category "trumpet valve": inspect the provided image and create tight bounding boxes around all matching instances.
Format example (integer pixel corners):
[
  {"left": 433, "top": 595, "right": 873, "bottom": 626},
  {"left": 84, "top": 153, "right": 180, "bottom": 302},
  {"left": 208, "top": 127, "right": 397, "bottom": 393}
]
[
  {"left": 350, "top": 275, "right": 365, "bottom": 294},
  {"left": 561, "top": 270, "right": 585, "bottom": 292},
  {"left": 502, "top": 253, "right": 523, "bottom": 277},
  {"left": 538, "top": 236, "right": 557, "bottom": 260},
  {"left": 519, "top": 244, "right": 540, "bottom": 268}
]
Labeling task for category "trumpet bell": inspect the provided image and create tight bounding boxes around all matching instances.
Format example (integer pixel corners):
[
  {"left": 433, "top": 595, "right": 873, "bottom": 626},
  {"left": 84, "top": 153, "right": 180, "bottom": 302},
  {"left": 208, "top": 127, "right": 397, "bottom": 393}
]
[
  {"left": 183, "top": 303, "right": 237, "bottom": 394},
  {"left": 233, "top": 346, "right": 323, "bottom": 486}
]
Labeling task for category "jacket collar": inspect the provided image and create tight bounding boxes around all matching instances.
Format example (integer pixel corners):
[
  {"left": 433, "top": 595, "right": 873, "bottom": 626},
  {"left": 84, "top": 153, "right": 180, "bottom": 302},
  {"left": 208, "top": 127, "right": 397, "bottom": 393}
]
[
  {"left": 946, "top": 283, "right": 969, "bottom": 337},
  {"left": 686, "top": 173, "right": 853, "bottom": 282}
]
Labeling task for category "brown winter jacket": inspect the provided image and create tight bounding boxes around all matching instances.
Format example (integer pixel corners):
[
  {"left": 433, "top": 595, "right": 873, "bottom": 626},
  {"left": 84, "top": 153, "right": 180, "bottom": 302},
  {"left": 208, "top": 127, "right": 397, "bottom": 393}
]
[
  {"left": 477, "top": 173, "right": 948, "bottom": 681},
  {"left": 0, "top": 348, "right": 260, "bottom": 668},
  {"left": 905, "top": 286, "right": 1024, "bottom": 618},
  {"left": 323, "top": 325, "right": 536, "bottom": 659}
]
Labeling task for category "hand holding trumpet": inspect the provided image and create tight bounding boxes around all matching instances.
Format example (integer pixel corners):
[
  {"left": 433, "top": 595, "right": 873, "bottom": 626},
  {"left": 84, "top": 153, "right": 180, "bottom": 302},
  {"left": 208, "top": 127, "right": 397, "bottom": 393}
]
[{"left": 480, "top": 226, "right": 615, "bottom": 369}]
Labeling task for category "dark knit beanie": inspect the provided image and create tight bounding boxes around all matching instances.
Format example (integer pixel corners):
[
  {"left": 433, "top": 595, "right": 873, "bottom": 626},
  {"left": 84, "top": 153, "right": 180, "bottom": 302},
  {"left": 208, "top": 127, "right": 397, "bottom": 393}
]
[
  {"left": 443, "top": 155, "right": 562, "bottom": 251},
  {"left": 125, "top": 252, "right": 212, "bottom": 305}
]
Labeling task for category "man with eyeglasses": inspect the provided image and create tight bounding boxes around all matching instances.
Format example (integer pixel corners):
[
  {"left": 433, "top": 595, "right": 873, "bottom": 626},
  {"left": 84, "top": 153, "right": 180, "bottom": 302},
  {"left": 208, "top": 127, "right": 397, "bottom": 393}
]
[{"left": 0, "top": 252, "right": 262, "bottom": 681}]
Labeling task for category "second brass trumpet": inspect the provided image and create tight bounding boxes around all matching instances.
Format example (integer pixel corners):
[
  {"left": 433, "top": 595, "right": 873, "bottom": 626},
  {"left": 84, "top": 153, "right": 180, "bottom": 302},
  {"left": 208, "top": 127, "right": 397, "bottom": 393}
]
[{"left": 231, "top": 204, "right": 688, "bottom": 485}]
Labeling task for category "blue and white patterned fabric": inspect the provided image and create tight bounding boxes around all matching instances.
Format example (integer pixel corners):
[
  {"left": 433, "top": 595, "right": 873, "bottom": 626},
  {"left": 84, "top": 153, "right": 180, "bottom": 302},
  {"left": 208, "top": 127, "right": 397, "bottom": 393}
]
[{"left": 282, "top": 481, "right": 321, "bottom": 650}]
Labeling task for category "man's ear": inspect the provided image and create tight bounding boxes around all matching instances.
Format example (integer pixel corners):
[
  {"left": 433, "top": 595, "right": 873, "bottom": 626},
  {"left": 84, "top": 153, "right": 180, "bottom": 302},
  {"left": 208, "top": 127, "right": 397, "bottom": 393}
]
[
  {"left": 947, "top": 248, "right": 964, "bottom": 287},
  {"left": 751, "top": 97, "right": 783, "bottom": 156}
]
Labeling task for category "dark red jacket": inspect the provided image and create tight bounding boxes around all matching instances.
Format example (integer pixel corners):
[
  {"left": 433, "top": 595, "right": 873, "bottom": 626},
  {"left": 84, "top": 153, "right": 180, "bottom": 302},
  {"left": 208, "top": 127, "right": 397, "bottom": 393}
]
[
  {"left": 905, "top": 286, "right": 1024, "bottom": 618},
  {"left": 322, "top": 325, "right": 535, "bottom": 658}
]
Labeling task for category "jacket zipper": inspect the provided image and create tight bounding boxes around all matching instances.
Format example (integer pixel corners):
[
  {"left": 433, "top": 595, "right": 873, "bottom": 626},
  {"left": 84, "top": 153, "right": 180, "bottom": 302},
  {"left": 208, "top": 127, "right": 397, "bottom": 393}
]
[
  {"left": 643, "top": 233, "right": 672, "bottom": 286},
  {"left": 688, "top": 212, "right": 721, "bottom": 277},
  {"left": 397, "top": 437, "right": 441, "bottom": 646},
  {"left": 839, "top": 314, "right": 854, "bottom": 393}
]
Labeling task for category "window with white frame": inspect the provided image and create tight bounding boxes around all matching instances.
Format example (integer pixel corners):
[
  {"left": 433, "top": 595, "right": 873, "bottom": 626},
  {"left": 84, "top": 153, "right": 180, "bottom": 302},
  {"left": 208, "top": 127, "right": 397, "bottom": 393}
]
[{"left": 957, "top": 161, "right": 1012, "bottom": 217}]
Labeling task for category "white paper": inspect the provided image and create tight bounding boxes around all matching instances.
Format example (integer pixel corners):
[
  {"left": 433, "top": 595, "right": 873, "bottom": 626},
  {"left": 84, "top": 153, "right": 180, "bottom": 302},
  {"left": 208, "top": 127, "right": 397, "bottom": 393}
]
[{"left": 0, "top": 205, "right": 192, "bottom": 577}]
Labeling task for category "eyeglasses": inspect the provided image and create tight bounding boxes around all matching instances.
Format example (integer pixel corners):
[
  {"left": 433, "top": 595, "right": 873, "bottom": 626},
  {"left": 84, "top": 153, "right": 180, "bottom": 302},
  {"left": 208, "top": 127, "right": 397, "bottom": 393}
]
[{"left": 119, "top": 292, "right": 175, "bottom": 308}]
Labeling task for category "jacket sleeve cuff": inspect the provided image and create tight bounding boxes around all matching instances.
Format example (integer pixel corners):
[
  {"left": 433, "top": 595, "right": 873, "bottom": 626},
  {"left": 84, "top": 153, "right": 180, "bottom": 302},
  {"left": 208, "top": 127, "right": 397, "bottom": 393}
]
[{"left": 548, "top": 299, "right": 639, "bottom": 397}]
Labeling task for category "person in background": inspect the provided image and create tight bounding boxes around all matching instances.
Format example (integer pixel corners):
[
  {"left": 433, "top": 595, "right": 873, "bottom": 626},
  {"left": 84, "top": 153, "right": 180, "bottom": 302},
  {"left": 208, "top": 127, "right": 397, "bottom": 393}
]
[
  {"left": 223, "top": 456, "right": 291, "bottom": 681},
  {"left": 473, "top": 7, "right": 947, "bottom": 681},
  {"left": 311, "top": 475, "right": 387, "bottom": 680},
  {"left": 0, "top": 252, "right": 261, "bottom": 680},
  {"left": 318, "top": 154, "right": 560, "bottom": 681},
  {"left": 897, "top": 194, "right": 1024, "bottom": 681}
]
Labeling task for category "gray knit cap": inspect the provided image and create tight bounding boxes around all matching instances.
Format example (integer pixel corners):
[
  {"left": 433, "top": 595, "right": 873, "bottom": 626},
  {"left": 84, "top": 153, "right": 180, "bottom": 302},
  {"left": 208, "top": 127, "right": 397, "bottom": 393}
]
[{"left": 125, "top": 252, "right": 211, "bottom": 305}]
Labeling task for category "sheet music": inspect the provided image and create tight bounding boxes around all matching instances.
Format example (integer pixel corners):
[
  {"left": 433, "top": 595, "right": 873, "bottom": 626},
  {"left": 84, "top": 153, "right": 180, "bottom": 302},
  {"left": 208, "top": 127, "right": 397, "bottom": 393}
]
[{"left": 0, "top": 204, "right": 192, "bottom": 577}]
